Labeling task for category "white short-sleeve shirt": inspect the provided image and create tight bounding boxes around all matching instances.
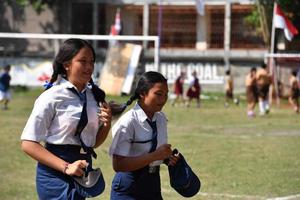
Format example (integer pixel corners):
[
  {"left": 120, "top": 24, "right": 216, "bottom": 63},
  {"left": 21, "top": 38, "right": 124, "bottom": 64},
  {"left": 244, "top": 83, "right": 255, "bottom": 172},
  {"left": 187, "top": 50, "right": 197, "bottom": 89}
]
[
  {"left": 21, "top": 79, "right": 100, "bottom": 147},
  {"left": 109, "top": 103, "right": 168, "bottom": 166}
]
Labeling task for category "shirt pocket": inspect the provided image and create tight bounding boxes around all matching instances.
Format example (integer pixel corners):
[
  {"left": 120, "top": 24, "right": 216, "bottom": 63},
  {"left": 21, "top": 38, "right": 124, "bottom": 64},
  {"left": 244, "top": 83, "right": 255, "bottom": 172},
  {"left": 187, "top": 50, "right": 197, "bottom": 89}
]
[{"left": 56, "top": 100, "right": 82, "bottom": 124}]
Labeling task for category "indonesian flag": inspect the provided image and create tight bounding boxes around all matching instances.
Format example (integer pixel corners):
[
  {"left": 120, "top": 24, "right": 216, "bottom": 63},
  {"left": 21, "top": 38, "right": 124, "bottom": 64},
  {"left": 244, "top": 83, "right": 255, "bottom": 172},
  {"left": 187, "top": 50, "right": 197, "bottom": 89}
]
[
  {"left": 110, "top": 8, "right": 121, "bottom": 36},
  {"left": 195, "top": 0, "right": 205, "bottom": 16},
  {"left": 274, "top": 4, "right": 298, "bottom": 41}
]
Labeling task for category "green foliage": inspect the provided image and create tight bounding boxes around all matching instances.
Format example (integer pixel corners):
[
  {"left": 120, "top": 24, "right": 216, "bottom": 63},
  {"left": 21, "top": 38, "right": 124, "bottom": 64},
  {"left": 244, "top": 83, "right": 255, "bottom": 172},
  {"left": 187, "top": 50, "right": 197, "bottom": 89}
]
[
  {"left": 247, "top": 0, "right": 300, "bottom": 44},
  {"left": 245, "top": 8, "right": 260, "bottom": 27},
  {"left": 244, "top": 8, "right": 262, "bottom": 35},
  {"left": 5, "top": 0, "right": 47, "bottom": 13}
]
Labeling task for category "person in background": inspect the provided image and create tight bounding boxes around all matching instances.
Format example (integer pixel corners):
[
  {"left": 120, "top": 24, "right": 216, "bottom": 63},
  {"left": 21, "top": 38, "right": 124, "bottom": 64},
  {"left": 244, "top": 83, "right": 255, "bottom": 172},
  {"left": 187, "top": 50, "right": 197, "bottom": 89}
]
[
  {"left": 109, "top": 71, "right": 179, "bottom": 200},
  {"left": 171, "top": 71, "right": 185, "bottom": 107},
  {"left": 186, "top": 71, "right": 201, "bottom": 108},
  {"left": 0, "top": 64, "right": 12, "bottom": 110},
  {"left": 245, "top": 67, "right": 257, "bottom": 117},
  {"left": 224, "top": 69, "right": 239, "bottom": 108},
  {"left": 288, "top": 70, "right": 299, "bottom": 113},
  {"left": 256, "top": 63, "right": 272, "bottom": 115},
  {"left": 20, "top": 38, "right": 112, "bottom": 199}
]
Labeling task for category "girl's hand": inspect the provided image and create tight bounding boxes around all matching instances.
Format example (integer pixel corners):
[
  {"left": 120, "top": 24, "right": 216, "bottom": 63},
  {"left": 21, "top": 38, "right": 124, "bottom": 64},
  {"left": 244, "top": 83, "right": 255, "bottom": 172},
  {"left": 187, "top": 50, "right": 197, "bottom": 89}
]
[
  {"left": 65, "top": 160, "right": 89, "bottom": 177},
  {"left": 154, "top": 144, "right": 172, "bottom": 160},
  {"left": 98, "top": 102, "right": 112, "bottom": 128},
  {"left": 166, "top": 154, "right": 180, "bottom": 166}
]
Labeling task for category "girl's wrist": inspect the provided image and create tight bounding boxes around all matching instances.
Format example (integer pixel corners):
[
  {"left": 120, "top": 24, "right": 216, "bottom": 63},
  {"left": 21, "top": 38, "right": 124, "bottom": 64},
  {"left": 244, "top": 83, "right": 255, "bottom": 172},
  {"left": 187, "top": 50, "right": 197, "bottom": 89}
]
[{"left": 62, "top": 162, "right": 70, "bottom": 174}]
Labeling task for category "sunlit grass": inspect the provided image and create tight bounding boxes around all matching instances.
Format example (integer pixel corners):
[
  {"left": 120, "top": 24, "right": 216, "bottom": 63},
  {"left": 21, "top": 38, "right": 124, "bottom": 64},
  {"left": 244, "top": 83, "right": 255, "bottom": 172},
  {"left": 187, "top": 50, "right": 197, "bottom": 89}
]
[{"left": 0, "top": 88, "right": 299, "bottom": 200}]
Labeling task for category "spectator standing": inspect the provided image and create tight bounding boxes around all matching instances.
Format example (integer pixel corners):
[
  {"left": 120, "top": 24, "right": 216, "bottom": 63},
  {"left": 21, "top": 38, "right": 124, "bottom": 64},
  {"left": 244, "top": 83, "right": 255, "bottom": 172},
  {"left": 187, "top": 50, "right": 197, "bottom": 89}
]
[
  {"left": 171, "top": 71, "right": 186, "bottom": 107},
  {"left": 0, "top": 64, "right": 12, "bottom": 110},
  {"left": 224, "top": 69, "right": 239, "bottom": 107},
  {"left": 288, "top": 70, "right": 299, "bottom": 113},
  {"left": 186, "top": 71, "right": 201, "bottom": 108},
  {"left": 245, "top": 67, "right": 257, "bottom": 117}
]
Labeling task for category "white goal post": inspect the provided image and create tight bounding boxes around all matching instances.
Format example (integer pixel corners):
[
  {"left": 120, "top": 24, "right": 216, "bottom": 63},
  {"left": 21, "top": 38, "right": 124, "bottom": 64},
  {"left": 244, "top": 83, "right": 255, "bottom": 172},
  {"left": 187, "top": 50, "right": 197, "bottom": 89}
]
[
  {"left": 265, "top": 53, "right": 300, "bottom": 59},
  {"left": 0, "top": 32, "right": 160, "bottom": 70}
]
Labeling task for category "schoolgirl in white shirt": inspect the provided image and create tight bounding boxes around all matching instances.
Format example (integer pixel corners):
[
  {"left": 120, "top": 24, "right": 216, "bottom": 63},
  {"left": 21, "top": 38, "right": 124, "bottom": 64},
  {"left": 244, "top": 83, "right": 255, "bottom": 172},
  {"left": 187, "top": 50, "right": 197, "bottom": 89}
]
[
  {"left": 109, "top": 71, "right": 179, "bottom": 200},
  {"left": 20, "top": 39, "right": 112, "bottom": 200}
]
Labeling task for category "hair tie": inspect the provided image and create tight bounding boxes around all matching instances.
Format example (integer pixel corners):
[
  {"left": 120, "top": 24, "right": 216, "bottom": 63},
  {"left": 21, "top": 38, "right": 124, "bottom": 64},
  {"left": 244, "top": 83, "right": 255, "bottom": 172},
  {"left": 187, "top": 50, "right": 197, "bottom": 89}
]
[{"left": 44, "top": 81, "right": 53, "bottom": 90}]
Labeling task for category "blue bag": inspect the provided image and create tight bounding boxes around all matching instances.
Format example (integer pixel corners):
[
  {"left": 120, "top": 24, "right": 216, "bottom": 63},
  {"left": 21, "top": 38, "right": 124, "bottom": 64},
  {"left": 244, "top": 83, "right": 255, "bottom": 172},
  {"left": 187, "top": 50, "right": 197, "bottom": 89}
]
[{"left": 168, "top": 149, "right": 201, "bottom": 197}]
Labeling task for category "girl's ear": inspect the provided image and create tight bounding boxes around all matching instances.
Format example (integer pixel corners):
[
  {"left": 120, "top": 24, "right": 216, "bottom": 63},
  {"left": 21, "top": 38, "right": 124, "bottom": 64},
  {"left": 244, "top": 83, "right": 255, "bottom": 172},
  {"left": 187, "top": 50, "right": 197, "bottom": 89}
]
[
  {"left": 63, "top": 62, "right": 70, "bottom": 71},
  {"left": 139, "top": 92, "right": 146, "bottom": 101}
]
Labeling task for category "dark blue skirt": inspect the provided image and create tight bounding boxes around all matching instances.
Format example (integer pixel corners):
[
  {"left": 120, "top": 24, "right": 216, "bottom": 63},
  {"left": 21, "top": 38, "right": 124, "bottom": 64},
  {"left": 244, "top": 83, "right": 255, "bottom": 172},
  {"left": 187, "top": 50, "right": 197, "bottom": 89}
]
[
  {"left": 36, "top": 143, "right": 92, "bottom": 200},
  {"left": 110, "top": 166, "right": 163, "bottom": 200}
]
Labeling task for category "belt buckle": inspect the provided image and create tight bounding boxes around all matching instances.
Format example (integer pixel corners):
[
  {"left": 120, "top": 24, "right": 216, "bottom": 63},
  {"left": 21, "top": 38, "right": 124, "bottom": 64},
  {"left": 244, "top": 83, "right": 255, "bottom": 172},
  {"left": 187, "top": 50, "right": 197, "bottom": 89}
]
[
  {"left": 148, "top": 166, "right": 157, "bottom": 174},
  {"left": 80, "top": 147, "right": 87, "bottom": 154}
]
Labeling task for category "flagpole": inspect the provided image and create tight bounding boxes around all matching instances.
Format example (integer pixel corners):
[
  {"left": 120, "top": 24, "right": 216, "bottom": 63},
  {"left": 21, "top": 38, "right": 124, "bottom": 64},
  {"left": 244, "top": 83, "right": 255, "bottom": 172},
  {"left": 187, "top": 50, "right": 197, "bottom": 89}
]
[
  {"left": 157, "top": 0, "right": 162, "bottom": 72},
  {"left": 269, "top": 2, "right": 280, "bottom": 107},
  {"left": 270, "top": 2, "right": 276, "bottom": 55}
]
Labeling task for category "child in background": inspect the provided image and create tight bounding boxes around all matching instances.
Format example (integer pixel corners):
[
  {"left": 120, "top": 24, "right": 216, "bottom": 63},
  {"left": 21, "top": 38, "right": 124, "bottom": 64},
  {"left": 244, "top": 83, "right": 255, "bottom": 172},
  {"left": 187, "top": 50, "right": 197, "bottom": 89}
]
[
  {"left": 245, "top": 67, "right": 257, "bottom": 117},
  {"left": 224, "top": 69, "right": 239, "bottom": 107},
  {"left": 288, "top": 70, "right": 299, "bottom": 113},
  {"left": 0, "top": 64, "right": 12, "bottom": 110},
  {"left": 256, "top": 63, "right": 272, "bottom": 115},
  {"left": 109, "top": 71, "right": 179, "bottom": 200},
  {"left": 186, "top": 70, "right": 201, "bottom": 108},
  {"left": 171, "top": 71, "right": 185, "bottom": 107}
]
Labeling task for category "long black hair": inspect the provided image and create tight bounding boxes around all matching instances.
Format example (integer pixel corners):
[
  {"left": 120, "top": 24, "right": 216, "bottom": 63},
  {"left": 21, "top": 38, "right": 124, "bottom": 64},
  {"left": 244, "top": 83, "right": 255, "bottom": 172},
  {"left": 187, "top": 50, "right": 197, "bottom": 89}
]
[
  {"left": 46, "top": 38, "right": 105, "bottom": 103},
  {"left": 112, "top": 71, "right": 168, "bottom": 115}
]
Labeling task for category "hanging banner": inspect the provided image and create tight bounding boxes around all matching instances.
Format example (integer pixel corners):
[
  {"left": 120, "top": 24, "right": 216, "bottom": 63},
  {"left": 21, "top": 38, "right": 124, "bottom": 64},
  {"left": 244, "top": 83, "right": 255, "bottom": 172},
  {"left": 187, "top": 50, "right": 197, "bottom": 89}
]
[{"left": 145, "top": 62, "right": 224, "bottom": 84}]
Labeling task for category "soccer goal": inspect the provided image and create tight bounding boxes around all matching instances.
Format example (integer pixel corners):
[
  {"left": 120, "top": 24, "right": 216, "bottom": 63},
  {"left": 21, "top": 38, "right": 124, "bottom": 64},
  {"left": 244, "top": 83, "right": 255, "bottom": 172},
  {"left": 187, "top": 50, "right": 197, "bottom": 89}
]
[{"left": 0, "top": 32, "right": 159, "bottom": 88}]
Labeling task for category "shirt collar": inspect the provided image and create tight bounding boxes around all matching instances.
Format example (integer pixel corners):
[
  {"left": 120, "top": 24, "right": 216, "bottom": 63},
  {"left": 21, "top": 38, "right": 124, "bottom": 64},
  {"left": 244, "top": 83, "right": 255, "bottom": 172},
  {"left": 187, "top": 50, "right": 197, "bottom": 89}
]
[
  {"left": 133, "top": 102, "right": 158, "bottom": 123},
  {"left": 59, "top": 78, "right": 88, "bottom": 93}
]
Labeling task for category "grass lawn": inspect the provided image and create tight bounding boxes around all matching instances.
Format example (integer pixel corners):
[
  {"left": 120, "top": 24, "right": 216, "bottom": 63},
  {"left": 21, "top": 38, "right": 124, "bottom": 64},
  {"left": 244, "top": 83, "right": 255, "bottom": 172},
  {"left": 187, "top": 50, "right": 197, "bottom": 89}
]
[{"left": 0, "top": 88, "right": 299, "bottom": 200}]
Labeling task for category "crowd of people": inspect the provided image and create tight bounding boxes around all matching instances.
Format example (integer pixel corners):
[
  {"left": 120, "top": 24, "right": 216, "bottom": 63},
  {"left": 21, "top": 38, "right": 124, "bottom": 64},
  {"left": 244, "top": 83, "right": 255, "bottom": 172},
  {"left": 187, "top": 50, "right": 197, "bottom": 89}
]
[
  {"left": 170, "top": 63, "right": 299, "bottom": 116},
  {"left": 245, "top": 63, "right": 299, "bottom": 117}
]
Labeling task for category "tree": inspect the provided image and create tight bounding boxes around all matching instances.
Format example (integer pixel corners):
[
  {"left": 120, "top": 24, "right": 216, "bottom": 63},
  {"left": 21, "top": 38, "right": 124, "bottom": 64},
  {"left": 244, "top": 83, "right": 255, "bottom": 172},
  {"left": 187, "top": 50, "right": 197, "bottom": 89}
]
[
  {"left": 246, "top": 0, "right": 300, "bottom": 45},
  {"left": 5, "top": 0, "right": 48, "bottom": 13}
]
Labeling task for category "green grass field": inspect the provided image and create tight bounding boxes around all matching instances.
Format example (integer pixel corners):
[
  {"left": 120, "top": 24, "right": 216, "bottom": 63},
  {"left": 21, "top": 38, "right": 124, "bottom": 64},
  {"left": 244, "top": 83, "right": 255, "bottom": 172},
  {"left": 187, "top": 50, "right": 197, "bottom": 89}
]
[{"left": 0, "top": 88, "right": 299, "bottom": 200}]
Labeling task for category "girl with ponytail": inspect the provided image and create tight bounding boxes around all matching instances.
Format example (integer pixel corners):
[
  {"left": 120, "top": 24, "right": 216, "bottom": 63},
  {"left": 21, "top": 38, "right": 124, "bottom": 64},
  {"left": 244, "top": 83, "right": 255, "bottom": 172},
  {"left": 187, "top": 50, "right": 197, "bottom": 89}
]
[
  {"left": 21, "top": 38, "right": 112, "bottom": 199},
  {"left": 109, "top": 71, "right": 179, "bottom": 200}
]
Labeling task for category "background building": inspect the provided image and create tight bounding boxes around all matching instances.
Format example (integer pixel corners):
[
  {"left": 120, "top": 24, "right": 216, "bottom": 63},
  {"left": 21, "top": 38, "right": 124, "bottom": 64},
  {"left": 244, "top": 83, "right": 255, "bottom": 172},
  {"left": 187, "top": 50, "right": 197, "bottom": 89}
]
[{"left": 0, "top": 0, "right": 291, "bottom": 92}]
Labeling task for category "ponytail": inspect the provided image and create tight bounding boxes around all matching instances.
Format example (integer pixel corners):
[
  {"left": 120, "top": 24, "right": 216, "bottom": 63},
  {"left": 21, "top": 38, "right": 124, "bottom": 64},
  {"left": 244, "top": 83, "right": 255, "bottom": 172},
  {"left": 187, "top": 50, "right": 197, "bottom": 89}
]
[
  {"left": 109, "top": 71, "right": 167, "bottom": 116},
  {"left": 108, "top": 92, "right": 139, "bottom": 116},
  {"left": 125, "top": 92, "right": 139, "bottom": 107},
  {"left": 89, "top": 79, "right": 106, "bottom": 104},
  {"left": 44, "top": 61, "right": 67, "bottom": 90}
]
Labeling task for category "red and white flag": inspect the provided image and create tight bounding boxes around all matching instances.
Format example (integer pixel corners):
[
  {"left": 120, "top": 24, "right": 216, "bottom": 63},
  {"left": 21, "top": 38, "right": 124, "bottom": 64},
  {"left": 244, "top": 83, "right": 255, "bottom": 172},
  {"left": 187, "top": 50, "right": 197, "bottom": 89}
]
[
  {"left": 274, "top": 4, "right": 298, "bottom": 41},
  {"left": 110, "top": 8, "right": 121, "bottom": 36},
  {"left": 195, "top": 0, "right": 205, "bottom": 16}
]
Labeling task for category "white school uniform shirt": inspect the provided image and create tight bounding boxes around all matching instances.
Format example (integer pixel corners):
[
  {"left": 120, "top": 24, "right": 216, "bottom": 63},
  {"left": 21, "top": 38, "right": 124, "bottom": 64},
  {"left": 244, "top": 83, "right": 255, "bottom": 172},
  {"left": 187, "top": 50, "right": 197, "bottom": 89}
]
[
  {"left": 21, "top": 79, "right": 100, "bottom": 147},
  {"left": 109, "top": 103, "right": 168, "bottom": 166}
]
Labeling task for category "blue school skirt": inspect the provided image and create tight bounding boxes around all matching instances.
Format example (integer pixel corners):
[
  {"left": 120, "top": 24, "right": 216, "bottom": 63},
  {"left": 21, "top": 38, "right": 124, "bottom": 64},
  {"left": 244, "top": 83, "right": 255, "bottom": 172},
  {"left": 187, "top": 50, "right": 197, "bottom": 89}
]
[
  {"left": 36, "top": 143, "right": 92, "bottom": 200},
  {"left": 110, "top": 166, "right": 163, "bottom": 200}
]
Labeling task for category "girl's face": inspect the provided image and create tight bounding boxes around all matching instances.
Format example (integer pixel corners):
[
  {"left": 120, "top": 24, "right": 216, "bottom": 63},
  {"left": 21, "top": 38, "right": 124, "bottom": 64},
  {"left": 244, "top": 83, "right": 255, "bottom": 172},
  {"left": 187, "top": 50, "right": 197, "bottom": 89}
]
[
  {"left": 64, "top": 47, "right": 94, "bottom": 90},
  {"left": 140, "top": 82, "right": 169, "bottom": 118}
]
